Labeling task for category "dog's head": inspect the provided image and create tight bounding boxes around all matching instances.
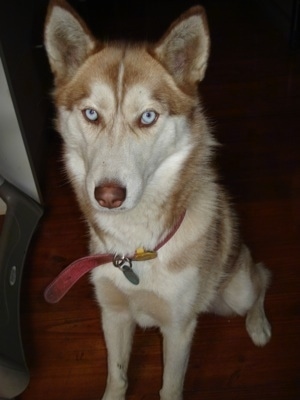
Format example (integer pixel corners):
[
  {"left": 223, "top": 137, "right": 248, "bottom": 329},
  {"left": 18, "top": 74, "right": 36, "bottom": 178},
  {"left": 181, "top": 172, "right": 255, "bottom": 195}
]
[{"left": 45, "top": 0, "right": 211, "bottom": 214}]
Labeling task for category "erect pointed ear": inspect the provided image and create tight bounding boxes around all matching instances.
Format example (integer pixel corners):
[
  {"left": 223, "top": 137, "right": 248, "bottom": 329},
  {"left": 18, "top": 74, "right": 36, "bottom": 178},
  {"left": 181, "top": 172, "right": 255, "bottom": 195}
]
[
  {"left": 153, "top": 6, "right": 210, "bottom": 86},
  {"left": 44, "top": 0, "right": 97, "bottom": 84}
]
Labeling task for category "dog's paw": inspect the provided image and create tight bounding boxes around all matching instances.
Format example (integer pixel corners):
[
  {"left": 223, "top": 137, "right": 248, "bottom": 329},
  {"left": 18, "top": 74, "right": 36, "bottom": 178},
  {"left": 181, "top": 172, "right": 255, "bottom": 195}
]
[
  {"left": 101, "top": 396, "right": 125, "bottom": 400},
  {"left": 101, "top": 388, "right": 126, "bottom": 400},
  {"left": 246, "top": 312, "right": 272, "bottom": 346}
]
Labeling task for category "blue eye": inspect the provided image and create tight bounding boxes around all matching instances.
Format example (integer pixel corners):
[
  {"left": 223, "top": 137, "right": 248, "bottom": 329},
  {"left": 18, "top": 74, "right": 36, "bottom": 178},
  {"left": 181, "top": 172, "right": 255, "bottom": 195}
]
[
  {"left": 84, "top": 108, "right": 99, "bottom": 122},
  {"left": 140, "top": 110, "right": 158, "bottom": 126}
]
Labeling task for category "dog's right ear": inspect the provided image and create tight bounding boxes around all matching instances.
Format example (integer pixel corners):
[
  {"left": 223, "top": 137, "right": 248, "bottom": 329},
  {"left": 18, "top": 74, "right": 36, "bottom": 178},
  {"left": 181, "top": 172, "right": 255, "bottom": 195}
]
[{"left": 44, "top": 0, "right": 97, "bottom": 84}]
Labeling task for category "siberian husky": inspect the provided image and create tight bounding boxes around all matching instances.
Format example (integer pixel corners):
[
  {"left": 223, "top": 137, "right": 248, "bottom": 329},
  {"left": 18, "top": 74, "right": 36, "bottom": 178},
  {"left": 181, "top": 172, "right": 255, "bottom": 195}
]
[{"left": 44, "top": 1, "right": 271, "bottom": 399}]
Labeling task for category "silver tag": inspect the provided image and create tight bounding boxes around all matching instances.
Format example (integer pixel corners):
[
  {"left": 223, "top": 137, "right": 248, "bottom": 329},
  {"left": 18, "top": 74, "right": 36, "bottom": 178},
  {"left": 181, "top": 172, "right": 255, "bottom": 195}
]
[{"left": 113, "top": 255, "right": 140, "bottom": 285}]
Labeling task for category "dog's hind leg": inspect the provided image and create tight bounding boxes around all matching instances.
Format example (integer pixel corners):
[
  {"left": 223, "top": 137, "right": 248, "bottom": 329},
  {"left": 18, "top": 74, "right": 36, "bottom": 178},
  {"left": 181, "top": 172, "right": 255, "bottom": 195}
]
[
  {"left": 160, "top": 318, "right": 197, "bottom": 400},
  {"left": 101, "top": 309, "right": 135, "bottom": 400},
  {"left": 212, "top": 245, "right": 271, "bottom": 346},
  {"left": 245, "top": 262, "right": 272, "bottom": 346}
]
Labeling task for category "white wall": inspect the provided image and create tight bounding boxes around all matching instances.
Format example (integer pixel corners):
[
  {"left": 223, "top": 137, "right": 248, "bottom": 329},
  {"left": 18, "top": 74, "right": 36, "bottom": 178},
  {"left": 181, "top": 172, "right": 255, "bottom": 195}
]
[{"left": 0, "top": 56, "right": 40, "bottom": 214}]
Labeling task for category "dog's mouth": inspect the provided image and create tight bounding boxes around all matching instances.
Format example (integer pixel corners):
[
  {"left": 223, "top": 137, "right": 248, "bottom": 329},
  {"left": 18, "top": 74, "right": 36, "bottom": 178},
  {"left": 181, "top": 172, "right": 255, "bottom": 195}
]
[{"left": 94, "top": 182, "right": 127, "bottom": 210}]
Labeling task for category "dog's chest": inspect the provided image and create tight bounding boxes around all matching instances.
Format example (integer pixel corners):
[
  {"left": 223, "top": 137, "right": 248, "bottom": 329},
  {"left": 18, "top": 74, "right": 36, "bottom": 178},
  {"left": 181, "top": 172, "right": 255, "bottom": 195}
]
[{"left": 92, "top": 261, "right": 200, "bottom": 329}]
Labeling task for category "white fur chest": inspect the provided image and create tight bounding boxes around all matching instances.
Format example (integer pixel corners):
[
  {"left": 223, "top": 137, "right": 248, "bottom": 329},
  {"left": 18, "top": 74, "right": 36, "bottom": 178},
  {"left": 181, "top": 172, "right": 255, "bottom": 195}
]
[{"left": 91, "top": 256, "right": 200, "bottom": 329}]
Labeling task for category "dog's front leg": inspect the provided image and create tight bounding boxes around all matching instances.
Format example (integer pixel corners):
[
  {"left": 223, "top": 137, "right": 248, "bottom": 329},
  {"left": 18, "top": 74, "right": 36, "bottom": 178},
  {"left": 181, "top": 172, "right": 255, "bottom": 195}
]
[
  {"left": 160, "top": 319, "right": 197, "bottom": 400},
  {"left": 101, "top": 309, "right": 135, "bottom": 400}
]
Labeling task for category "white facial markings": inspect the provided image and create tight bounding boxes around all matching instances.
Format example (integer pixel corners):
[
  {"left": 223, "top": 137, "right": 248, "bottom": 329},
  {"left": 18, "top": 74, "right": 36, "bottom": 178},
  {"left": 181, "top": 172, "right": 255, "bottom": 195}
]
[
  {"left": 143, "top": 116, "right": 194, "bottom": 193},
  {"left": 122, "top": 84, "right": 164, "bottom": 126},
  {"left": 120, "top": 83, "right": 194, "bottom": 204},
  {"left": 117, "top": 62, "right": 125, "bottom": 111},
  {"left": 86, "top": 81, "right": 116, "bottom": 123},
  {"left": 59, "top": 65, "right": 195, "bottom": 214}
]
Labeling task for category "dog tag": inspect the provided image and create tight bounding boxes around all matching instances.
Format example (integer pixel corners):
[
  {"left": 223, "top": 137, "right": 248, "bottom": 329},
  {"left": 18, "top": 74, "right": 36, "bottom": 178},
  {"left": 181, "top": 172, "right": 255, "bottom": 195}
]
[
  {"left": 121, "top": 264, "right": 140, "bottom": 285},
  {"left": 113, "top": 255, "right": 140, "bottom": 285}
]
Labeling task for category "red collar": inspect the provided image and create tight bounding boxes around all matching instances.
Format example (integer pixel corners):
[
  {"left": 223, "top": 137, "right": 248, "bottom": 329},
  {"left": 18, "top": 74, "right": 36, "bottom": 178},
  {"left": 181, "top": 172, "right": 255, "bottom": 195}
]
[{"left": 44, "top": 211, "right": 185, "bottom": 304}]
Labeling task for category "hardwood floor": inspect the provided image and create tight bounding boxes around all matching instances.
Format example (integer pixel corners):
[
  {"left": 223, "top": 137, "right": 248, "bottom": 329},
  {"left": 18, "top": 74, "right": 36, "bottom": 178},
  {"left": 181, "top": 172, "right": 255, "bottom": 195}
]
[{"left": 16, "top": 0, "right": 300, "bottom": 399}]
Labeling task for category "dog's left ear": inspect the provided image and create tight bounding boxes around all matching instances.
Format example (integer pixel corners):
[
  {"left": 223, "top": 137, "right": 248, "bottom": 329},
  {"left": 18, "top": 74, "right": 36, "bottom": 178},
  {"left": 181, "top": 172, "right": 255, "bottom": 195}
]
[{"left": 153, "top": 6, "right": 210, "bottom": 86}]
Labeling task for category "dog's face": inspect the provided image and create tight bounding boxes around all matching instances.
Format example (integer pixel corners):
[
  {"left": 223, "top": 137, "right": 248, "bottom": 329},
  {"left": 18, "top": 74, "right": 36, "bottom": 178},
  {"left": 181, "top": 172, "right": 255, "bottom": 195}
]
[{"left": 45, "top": 1, "right": 210, "bottom": 214}]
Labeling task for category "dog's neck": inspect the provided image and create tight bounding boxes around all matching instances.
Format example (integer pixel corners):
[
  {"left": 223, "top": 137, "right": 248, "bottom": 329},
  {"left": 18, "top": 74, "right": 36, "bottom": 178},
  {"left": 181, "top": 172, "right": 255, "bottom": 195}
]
[
  {"left": 87, "top": 203, "right": 186, "bottom": 256},
  {"left": 44, "top": 210, "right": 186, "bottom": 303}
]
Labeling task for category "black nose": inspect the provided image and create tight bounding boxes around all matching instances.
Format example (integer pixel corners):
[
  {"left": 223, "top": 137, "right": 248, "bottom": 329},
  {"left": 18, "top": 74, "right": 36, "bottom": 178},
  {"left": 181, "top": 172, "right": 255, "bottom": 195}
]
[{"left": 94, "top": 183, "right": 126, "bottom": 209}]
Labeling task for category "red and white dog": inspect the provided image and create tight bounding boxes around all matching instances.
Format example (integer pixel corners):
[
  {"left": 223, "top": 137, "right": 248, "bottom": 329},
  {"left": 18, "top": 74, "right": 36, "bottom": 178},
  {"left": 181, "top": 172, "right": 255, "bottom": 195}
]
[{"left": 45, "top": 1, "right": 271, "bottom": 399}]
